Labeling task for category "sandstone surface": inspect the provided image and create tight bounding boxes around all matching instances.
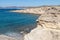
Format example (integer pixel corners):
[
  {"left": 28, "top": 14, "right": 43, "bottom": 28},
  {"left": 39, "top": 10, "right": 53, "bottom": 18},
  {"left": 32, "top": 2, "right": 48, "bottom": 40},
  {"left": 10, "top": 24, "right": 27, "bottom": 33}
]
[{"left": 24, "top": 8, "right": 60, "bottom": 40}]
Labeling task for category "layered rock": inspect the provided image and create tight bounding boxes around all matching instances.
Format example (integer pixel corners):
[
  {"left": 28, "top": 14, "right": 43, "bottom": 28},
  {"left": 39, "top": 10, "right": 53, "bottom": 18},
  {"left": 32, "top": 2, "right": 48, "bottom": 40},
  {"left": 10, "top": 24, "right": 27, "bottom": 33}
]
[{"left": 24, "top": 13, "right": 60, "bottom": 40}]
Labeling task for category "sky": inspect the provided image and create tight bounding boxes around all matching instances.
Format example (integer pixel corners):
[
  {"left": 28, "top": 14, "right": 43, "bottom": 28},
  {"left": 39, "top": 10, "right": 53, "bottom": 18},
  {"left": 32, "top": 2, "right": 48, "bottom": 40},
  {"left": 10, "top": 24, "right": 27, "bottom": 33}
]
[{"left": 0, "top": 0, "right": 60, "bottom": 7}]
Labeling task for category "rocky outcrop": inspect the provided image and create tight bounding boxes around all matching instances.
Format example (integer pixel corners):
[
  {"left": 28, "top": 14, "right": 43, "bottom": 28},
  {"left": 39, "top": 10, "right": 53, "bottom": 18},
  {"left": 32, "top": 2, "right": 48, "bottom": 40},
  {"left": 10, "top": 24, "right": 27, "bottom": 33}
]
[
  {"left": 12, "top": 6, "right": 60, "bottom": 14},
  {"left": 24, "top": 12, "right": 60, "bottom": 40}
]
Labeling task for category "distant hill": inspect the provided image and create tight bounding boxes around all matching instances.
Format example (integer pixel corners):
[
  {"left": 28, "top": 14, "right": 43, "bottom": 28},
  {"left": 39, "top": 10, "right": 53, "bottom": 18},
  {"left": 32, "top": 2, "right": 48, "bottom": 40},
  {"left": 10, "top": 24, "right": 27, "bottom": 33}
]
[{"left": 0, "top": 6, "right": 23, "bottom": 9}]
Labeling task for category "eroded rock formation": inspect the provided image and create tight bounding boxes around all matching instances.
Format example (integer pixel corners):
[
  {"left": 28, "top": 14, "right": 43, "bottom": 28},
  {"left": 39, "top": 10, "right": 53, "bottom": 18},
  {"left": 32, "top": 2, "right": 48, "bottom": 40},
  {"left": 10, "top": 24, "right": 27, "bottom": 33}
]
[{"left": 24, "top": 13, "right": 60, "bottom": 40}]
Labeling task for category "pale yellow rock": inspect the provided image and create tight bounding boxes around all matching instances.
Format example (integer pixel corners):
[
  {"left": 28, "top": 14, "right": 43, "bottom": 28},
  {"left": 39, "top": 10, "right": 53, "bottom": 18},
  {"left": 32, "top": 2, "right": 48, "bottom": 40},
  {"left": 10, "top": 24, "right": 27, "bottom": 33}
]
[
  {"left": 24, "top": 28, "right": 60, "bottom": 40},
  {"left": 24, "top": 12, "right": 60, "bottom": 40},
  {"left": 12, "top": 6, "right": 60, "bottom": 14},
  {"left": 38, "top": 13, "right": 60, "bottom": 30}
]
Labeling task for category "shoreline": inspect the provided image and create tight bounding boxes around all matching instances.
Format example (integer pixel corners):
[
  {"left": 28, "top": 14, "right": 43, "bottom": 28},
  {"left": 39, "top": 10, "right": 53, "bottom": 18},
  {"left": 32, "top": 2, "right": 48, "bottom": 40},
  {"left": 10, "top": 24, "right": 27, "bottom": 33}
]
[{"left": 12, "top": 6, "right": 60, "bottom": 15}]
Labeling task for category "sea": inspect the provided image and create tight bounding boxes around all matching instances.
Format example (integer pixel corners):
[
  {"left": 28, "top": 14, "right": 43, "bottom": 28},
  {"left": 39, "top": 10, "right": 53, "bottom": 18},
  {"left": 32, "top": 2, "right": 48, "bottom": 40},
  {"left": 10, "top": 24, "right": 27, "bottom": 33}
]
[{"left": 0, "top": 9, "right": 39, "bottom": 40}]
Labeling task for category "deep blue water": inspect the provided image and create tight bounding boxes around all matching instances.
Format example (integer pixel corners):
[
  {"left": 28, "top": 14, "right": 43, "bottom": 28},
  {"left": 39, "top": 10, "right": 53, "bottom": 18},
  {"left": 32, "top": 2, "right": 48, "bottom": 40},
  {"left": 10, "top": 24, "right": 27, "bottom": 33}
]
[{"left": 0, "top": 9, "right": 39, "bottom": 34}]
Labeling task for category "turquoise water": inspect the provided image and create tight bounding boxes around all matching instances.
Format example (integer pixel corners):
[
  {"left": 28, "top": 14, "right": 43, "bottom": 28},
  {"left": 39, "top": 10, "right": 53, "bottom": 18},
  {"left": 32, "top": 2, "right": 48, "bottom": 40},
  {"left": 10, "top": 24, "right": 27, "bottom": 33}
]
[{"left": 0, "top": 9, "right": 39, "bottom": 34}]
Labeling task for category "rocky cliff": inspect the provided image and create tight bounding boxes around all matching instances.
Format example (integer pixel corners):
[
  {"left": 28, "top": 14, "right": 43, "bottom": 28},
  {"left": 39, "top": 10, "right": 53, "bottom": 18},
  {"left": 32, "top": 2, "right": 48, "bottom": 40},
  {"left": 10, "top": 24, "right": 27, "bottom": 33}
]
[
  {"left": 24, "top": 6, "right": 60, "bottom": 40},
  {"left": 0, "top": 6, "right": 60, "bottom": 40}
]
